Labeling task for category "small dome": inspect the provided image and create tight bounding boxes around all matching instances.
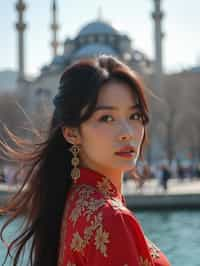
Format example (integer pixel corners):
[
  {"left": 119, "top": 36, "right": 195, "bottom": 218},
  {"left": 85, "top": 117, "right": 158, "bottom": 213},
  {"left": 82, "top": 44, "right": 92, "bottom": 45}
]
[
  {"left": 72, "top": 43, "right": 117, "bottom": 60},
  {"left": 77, "top": 20, "right": 117, "bottom": 36}
]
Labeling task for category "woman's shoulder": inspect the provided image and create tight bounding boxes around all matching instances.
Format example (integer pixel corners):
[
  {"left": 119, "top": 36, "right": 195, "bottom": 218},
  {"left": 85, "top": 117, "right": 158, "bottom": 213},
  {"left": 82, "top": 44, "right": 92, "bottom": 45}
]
[
  {"left": 66, "top": 183, "right": 138, "bottom": 228},
  {"left": 64, "top": 184, "right": 145, "bottom": 260}
]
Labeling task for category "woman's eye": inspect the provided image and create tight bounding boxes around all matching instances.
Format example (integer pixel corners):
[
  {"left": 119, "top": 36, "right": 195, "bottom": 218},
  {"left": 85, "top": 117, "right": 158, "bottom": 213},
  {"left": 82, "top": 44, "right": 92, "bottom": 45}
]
[
  {"left": 99, "top": 115, "right": 114, "bottom": 122},
  {"left": 130, "top": 113, "right": 143, "bottom": 121}
]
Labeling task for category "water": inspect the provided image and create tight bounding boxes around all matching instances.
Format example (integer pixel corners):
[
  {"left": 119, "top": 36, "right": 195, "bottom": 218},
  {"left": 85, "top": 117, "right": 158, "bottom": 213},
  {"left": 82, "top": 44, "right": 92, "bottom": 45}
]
[
  {"left": 136, "top": 210, "right": 200, "bottom": 266},
  {"left": 0, "top": 210, "right": 200, "bottom": 266}
]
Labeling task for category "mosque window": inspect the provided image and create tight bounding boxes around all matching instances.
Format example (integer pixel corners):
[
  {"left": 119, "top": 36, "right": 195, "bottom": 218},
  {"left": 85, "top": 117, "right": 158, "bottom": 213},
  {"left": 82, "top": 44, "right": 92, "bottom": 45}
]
[
  {"left": 88, "top": 36, "right": 95, "bottom": 43},
  {"left": 79, "top": 38, "right": 86, "bottom": 44},
  {"left": 108, "top": 35, "right": 115, "bottom": 43},
  {"left": 98, "top": 35, "right": 105, "bottom": 43}
]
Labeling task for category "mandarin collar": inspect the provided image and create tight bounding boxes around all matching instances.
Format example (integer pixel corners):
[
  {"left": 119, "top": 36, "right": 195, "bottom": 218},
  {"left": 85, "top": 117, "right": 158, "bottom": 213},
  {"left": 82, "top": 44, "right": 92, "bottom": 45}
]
[{"left": 75, "top": 167, "right": 126, "bottom": 206}]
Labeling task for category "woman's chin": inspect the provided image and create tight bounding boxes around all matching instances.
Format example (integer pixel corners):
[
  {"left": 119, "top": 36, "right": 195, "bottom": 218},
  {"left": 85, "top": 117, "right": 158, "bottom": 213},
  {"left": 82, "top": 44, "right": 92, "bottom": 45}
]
[
  {"left": 117, "top": 163, "right": 137, "bottom": 172},
  {"left": 124, "top": 165, "right": 136, "bottom": 172}
]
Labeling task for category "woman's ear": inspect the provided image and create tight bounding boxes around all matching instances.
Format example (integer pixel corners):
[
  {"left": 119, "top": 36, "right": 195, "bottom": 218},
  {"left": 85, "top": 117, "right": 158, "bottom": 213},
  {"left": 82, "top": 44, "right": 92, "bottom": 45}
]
[{"left": 62, "top": 127, "right": 81, "bottom": 145}]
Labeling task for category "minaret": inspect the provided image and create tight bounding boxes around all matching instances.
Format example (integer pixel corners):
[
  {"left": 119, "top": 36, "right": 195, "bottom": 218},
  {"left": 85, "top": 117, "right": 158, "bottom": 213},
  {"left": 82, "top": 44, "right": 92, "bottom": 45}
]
[
  {"left": 51, "top": 0, "right": 59, "bottom": 57},
  {"left": 15, "top": 0, "right": 27, "bottom": 82},
  {"left": 152, "top": 0, "right": 164, "bottom": 91},
  {"left": 97, "top": 6, "right": 103, "bottom": 21}
]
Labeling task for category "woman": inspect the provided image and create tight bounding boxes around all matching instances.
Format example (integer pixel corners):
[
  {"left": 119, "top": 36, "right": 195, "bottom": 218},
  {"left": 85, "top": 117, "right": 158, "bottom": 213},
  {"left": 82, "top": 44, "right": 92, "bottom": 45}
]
[{"left": 0, "top": 55, "right": 171, "bottom": 266}]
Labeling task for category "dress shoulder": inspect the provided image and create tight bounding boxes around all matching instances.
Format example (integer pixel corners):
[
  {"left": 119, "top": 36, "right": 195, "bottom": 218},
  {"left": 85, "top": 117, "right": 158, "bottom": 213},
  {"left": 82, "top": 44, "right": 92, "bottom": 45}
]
[
  {"left": 59, "top": 184, "right": 171, "bottom": 266},
  {"left": 68, "top": 183, "right": 134, "bottom": 229},
  {"left": 64, "top": 184, "right": 152, "bottom": 266}
]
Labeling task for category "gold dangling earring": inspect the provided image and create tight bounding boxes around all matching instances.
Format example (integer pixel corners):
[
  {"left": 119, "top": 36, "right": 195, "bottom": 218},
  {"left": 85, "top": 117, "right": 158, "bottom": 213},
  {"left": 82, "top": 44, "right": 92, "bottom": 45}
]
[{"left": 69, "top": 144, "right": 80, "bottom": 183}]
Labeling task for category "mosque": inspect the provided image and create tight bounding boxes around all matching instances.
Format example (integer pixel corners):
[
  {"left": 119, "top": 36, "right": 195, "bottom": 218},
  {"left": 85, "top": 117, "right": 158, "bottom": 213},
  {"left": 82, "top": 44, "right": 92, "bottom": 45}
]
[
  {"left": 15, "top": 0, "right": 164, "bottom": 112},
  {"left": 31, "top": 17, "right": 152, "bottom": 106}
]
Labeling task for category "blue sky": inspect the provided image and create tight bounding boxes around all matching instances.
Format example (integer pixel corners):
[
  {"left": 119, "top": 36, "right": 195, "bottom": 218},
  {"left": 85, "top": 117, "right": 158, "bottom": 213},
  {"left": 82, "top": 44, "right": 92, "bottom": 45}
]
[{"left": 0, "top": 0, "right": 199, "bottom": 77}]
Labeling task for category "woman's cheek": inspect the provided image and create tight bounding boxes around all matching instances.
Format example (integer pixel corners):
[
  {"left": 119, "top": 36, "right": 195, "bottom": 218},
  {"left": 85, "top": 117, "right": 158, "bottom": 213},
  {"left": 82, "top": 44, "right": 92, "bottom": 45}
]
[{"left": 91, "top": 122, "right": 113, "bottom": 134}]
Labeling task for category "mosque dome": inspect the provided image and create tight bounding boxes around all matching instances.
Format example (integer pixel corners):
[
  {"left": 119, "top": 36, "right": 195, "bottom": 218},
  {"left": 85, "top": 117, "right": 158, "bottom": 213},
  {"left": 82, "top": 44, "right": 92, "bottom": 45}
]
[
  {"left": 77, "top": 20, "right": 117, "bottom": 36},
  {"left": 72, "top": 43, "right": 117, "bottom": 60}
]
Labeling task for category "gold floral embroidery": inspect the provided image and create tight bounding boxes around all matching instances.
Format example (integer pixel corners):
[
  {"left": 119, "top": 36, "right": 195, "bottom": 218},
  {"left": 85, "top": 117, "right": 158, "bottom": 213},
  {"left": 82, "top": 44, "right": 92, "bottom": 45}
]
[
  {"left": 60, "top": 174, "right": 127, "bottom": 264},
  {"left": 58, "top": 170, "right": 129, "bottom": 266},
  {"left": 96, "top": 176, "right": 116, "bottom": 197},
  {"left": 70, "top": 186, "right": 92, "bottom": 226},
  {"left": 85, "top": 199, "right": 106, "bottom": 221},
  {"left": 70, "top": 212, "right": 110, "bottom": 257},
  {"left": 139, "top": 256, "right": 152, "bottom": 266},
  {"left": 149, "top": 243, "right": 160, "bottom": 259},
  {"left": 109, "top": 198, "right": 127, "bottom": 211},
  {"left": 70, "top": 231, "right": 85, "bottom": 252},
  {"left": 70, "top": 185, "right": 105, "bottom": 226},
  {"left": 95, "top": 226, "right": 110, "bottom": 257},
  {"left": 146, "top": 238, "right": 160, "bottom": 259}
]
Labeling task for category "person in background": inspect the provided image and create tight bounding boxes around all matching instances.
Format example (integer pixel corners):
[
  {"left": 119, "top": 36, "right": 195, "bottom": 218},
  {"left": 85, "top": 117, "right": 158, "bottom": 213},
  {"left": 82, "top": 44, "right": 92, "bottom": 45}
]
[
  {"left": 177, "top": 163, "right": 185, "bottom": 181},
  {"left": 134, "top": 161, "right": 151, "bottom": 192},
  {"left": 195, "top": 163, "right": 200, "bottom": 178},
  {"left": 0, "top": 56, "right": 171, "bottom": 266},
  {"left": 160, "top": 164, "right": 171, "bottom": 191},
  {"left": 0, "top": 167, "right": 5, "bottom": 183}
]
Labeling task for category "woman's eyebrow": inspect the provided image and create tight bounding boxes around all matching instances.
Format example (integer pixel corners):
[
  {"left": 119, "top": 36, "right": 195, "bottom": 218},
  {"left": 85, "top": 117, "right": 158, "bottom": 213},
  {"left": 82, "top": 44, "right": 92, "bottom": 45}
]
[{"left": 94, "top": 104, "right": 139, "bottom": 112}]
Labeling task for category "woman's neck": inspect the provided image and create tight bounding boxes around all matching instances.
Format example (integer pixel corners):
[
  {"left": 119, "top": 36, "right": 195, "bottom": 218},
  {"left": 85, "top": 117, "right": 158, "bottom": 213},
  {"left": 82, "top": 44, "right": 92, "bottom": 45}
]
[
  {"left": 80, "top": 162, "right": 123, "bottom": 194},
  {"left": 105, "top": 168, "right": 123, "bottom": 194}
]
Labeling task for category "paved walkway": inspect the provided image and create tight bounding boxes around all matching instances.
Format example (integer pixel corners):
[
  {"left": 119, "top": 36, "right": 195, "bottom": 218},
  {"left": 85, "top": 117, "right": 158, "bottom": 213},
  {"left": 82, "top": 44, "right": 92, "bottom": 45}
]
[
  {"left": 1, "top": 178, "right": 200, "bottom": 195},
  {"left": 0, "top": 183, "right": 20, "bottom": 192},
  {"left": 123, "top": 177, "right": 200, "bottom": 195}
]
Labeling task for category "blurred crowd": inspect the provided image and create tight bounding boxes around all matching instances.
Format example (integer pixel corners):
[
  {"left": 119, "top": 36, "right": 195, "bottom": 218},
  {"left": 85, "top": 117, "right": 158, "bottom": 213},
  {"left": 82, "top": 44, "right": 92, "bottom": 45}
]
[
  {"left": 124, "top": 160, "right": 200, "bottom": 192},
  {"left": 0, "top": 163, "right": 21, "bottom": 185},
  {"left": 1, "top": 160, "right": 200, "bottom": 193}
]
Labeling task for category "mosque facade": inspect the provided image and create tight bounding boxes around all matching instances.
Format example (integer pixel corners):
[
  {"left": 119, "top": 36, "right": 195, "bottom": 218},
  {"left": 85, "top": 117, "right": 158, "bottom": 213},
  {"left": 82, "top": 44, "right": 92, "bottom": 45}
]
[{"left": 25, "top": 19, "right": 152, "bottom": 112}]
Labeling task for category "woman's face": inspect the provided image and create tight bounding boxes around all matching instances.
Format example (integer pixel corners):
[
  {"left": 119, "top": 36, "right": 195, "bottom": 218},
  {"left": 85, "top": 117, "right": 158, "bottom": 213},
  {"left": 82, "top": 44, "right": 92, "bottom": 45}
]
[{"left": 78, "top": 81, "right": 145, "bottom": 173}]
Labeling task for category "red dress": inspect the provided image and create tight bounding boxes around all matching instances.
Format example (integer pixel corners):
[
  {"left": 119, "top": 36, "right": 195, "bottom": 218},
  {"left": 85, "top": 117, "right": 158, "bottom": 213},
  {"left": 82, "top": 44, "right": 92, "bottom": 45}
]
[{"left": 58, "top": 167, "right": 171, "bottom": 266}]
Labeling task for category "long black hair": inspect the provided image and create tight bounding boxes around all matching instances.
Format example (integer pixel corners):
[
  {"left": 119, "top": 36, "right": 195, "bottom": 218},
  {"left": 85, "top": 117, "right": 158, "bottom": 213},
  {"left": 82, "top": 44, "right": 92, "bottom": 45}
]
[{"left": 0, "top": 55, "right": 149, "bottom": 266}]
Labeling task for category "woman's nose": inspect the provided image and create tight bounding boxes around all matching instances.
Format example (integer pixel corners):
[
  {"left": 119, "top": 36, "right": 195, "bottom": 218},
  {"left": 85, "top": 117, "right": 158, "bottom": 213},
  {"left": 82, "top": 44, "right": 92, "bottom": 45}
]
[
  {"left": 119, "top": 134, "right": 131, "bottom": 141},
  {"left": 118, "top": 123, "right": 133, "bottom": 141}
]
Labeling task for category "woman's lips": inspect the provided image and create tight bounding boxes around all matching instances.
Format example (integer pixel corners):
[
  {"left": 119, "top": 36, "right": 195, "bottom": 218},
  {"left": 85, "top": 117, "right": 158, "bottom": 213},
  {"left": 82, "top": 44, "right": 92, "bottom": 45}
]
[
  {"left": 115, "top": 151, "right": 135, "bottom": 158},
  {"left": 115, "top": 145, "right": 136, "bottom": 158}
]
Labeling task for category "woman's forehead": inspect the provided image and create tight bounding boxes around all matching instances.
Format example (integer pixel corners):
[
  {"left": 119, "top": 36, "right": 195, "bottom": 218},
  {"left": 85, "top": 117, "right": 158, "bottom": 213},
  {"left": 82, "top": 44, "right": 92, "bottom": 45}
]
[{"left": 96, "top": 81, "right": 139, "bottom": 106}]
